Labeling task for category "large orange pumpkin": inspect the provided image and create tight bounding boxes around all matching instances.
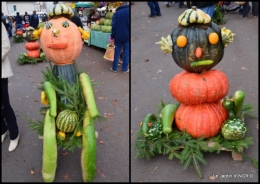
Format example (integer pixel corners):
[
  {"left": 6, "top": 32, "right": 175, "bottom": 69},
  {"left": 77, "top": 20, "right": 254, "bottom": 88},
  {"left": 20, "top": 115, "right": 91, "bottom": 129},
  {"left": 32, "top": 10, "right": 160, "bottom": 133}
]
[
  {"left": 169, "top": 69, "right": 229, "bottom": 105},
  {"left": 175, "top": 101, "right": 228, "bottom": 139},
  {"left": 40, "top": 17, "right": 82, "bottom": 65},
  {"left": 25, "top": 41, "right": 40, "bottom": 51}
]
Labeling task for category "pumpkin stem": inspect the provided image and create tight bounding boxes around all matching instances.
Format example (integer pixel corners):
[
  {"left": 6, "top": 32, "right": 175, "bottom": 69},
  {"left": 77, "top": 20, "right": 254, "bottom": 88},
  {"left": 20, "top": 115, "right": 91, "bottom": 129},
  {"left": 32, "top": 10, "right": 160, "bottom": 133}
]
[{"left": 192, "top": 6, "right": 197, "bottom": 10}]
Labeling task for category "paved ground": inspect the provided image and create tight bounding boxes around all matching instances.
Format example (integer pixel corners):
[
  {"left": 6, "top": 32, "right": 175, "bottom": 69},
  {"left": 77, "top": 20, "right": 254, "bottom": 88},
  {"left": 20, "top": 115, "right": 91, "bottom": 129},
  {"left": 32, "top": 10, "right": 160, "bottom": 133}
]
[
  {"left": 131, "top": 2, "right": 258, "bottom": 182},
  {"left": 2, "top": 37, "right": 129, "bottom": 181}
]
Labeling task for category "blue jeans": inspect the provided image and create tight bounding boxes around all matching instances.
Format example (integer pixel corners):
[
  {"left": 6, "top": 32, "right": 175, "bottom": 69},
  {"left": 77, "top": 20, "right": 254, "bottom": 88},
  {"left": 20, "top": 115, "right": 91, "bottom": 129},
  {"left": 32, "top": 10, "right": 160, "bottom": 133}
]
[
  {"left": 112, "top": 41, "right": 129, "bottom": 72},
  {"left": 200, "top": 5, "right": 215, "bottom": 18},
  {"left": 147, "top": 2, "right": 161, "bottom": 16},
  {"left": 2, "top": 78, "right": 19, "bottom": 140},
  {"left": 16, "top": 23, "right": 22, "bottom": 30}
]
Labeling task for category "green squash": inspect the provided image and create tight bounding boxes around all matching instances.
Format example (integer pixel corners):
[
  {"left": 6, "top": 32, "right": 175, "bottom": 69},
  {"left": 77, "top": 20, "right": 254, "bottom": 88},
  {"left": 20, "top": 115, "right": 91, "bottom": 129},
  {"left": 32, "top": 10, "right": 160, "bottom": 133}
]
[
  {"left": 221, "top": 118, "right": 247, "bottom": 140},
  {"left": 144, "top": 119, "right": 163, "bottom": 141}
]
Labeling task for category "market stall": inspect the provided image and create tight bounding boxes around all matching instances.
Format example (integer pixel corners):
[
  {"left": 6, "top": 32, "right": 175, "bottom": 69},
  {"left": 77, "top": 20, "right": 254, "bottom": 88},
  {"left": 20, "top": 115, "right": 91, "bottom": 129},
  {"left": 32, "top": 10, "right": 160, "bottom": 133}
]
[{"left": 88, "top": 29, "right": 110, "bottom": 49}]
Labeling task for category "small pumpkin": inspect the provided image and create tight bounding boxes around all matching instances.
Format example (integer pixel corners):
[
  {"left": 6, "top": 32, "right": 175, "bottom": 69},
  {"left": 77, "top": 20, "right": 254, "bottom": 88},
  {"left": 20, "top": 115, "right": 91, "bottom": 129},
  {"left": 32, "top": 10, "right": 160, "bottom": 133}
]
[
  {"left": 16, "top": 29, "right": 23, "bottom": 35},
  {"left": 175, "top": 101, "right": 228, "bottom": 139},
  {"left": 25, "top": 41, "right": 40, "bottom": 51},
  {"left": 171, "top": 21, "right": 224, "bottom": 73},
  {"left": 169, "top": 69, "right": 229, "bottom": 105},
  {"left": 27, "top": 50, "right": 40, "bottom": 58},
  {"left": 40, "top": 16, "right": 82, "bottom": 65}
]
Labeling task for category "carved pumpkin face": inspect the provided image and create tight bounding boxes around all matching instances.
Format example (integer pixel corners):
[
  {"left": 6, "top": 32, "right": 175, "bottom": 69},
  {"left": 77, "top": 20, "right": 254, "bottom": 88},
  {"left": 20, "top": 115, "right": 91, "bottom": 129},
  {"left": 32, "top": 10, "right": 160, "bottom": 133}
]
[
  {"left": 40, "top": 17, "right": 82, "bottom": 65},
  {"left": 171, "top": 22, "right": 224, "bottom": 73}
]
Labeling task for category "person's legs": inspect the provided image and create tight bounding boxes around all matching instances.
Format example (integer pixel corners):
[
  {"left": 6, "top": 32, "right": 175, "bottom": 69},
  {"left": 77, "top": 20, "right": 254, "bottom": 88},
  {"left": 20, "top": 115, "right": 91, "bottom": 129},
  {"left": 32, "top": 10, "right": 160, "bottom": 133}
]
[
  {"left": 242, "top": 1, "right": 250, "bottom": 18},
  {"left": 147, "top": 2, "right": 156, "bottom": 16},
  {"left": 1, "top": 78, "right": 19, "bottom": 140},
  {"left": 112, "top": 42, "right": 123, "bottom": 71},
  {"left": 122, "top": 41, "right": 129, "bottom": 72},
  {"left": 252, "top": 1, "right": 258, "bottom": 16},
  {"left": 153, "top": 2, "right": 161, "bottom": 15}
]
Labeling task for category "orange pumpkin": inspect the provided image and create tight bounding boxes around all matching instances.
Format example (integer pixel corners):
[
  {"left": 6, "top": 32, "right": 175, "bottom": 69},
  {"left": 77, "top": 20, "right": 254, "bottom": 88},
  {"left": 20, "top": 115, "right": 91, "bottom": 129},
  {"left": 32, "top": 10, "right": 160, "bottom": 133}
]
[
  {"left": 175, "top": 101, "right": 228, "bottom": 139},
  {"left": 40, "top": 17, "right": 82, "bottom": 65},
  {"left": 16, "top": 29, "right": 23, "bottom": 35},
  {"left": 27, "top": 50, "right": 40, "bottom": 58},
  {"left": 25, "top": 41, "right": 40, "bottom": 51}
]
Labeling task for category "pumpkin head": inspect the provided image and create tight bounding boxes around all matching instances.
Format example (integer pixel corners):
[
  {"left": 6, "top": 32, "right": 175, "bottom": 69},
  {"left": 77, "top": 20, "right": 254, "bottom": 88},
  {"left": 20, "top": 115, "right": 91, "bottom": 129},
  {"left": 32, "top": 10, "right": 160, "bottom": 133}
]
[
  {"left": 40, "top": 17, "right": 82, "bottom": 65},
  {"left": 171, "top": 7, "right": 224, "bottom": 73},
  {"left": 16, "top": 29, "right": 23, "bottom": 35},
  {"left": 169, "top": 69, "right": 229, "bottom": 105},
  {"left": 175, "top": 101, "right": 228, "bottom": 139},
  {"left": 25, "top": 41, "right": 40, "bottom": 51}
]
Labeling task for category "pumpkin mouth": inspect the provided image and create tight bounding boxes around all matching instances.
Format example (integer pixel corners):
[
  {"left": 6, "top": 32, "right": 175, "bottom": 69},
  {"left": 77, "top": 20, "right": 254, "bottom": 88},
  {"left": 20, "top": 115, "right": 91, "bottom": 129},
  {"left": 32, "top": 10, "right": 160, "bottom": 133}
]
[{"left": 47, "top": 43, "right": 68, "bottom": 49}]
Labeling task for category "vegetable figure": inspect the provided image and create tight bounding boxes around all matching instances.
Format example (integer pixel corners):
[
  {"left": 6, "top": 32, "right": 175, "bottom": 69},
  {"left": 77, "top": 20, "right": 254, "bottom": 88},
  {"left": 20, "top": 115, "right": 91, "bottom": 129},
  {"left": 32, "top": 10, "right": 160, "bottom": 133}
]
[{"left": 36, "top": 3, "right": 99, "bottom": 183}]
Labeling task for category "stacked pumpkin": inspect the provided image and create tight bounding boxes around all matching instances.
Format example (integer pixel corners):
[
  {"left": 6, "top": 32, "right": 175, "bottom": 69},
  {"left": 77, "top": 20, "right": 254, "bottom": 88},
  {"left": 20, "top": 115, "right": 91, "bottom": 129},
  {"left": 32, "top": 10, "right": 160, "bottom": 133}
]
[
  {"left": 168, "top": 7, "right": 235, "bottom": 139},
  {"left": 24, "top": 27, "right": 43, "bottom": 58}
]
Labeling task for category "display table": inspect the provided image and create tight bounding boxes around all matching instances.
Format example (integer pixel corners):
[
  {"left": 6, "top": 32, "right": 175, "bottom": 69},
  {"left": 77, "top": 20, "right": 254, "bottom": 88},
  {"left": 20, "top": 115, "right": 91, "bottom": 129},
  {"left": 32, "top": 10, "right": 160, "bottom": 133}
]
[{"left": 88, "top": 30, "right": 110, "bottom": 49}]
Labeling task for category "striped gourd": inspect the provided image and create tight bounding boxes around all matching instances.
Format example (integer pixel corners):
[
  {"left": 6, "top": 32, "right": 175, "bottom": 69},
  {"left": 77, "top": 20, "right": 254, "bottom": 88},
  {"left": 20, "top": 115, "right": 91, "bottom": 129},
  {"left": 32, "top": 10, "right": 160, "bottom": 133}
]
[
  {"left": 48, "top": 3, "right": 74, "bottom": 18},
  {"left": 56, "top": 109, "right": 78, "bottom": 133}
]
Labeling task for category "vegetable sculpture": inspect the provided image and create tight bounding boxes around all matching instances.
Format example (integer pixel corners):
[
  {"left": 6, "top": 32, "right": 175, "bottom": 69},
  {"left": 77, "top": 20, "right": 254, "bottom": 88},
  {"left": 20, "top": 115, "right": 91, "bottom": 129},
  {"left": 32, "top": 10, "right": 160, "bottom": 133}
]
[{"left": 37, "top": 3, "right": 98, "bottom": 183}]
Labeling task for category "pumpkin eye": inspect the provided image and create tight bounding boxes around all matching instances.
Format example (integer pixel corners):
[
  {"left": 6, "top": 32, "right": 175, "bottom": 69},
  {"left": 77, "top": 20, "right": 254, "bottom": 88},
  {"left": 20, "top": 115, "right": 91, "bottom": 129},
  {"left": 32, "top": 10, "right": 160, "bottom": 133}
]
[
  {"left": 46, "top": 22, "right": 53, "bottom": 29},
  {"left": 176, "top": 35, "right": 187, "bottom": 48},
  {"left": 209, "top": 32, "right": 219, "bottom": 44},
  {"left": 62, "top": 20, "right": 69, "bottom": 28}
]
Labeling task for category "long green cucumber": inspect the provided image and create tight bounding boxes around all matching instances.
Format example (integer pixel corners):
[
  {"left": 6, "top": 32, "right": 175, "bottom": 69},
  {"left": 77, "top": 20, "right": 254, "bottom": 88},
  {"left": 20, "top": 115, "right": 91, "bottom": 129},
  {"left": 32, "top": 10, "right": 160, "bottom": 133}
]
[
  {"left": 233, "top": 90, "right": 245, "bottom": 118},
  {"left": 81, "top": 110, "right": 96, "bottom": 182},
  {"left": 79, "top": 73, "right": 100, "bottom": 119},
  {"left": 42, "top": 109, "right": 57, "bottom": 182},
  {"left": 160, "top": 104, "right": 178, "bottom": 134},
  {"left": 141, "top": 113, "right": 157, "bottom": 137},
  {"left": 43, "top": 81, "right": 57, "bottom": 118}
]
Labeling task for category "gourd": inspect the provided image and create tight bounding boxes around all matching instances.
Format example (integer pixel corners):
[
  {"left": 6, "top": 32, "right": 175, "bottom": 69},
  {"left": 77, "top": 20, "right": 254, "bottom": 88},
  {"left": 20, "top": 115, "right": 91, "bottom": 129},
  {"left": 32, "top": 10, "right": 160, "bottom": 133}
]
[
  {"left": 27, "top": 50, "right": 40, "bottom": 58},
  {"left": 56, "top": 109, "right": 78, "bottom": 133},
  {"left": 48, "top": 3, "right": 74, "bottom": 18},
  {"left": 221, "top": 118, "right": 247, "bottom": 140},
  {"left": 175, "top": 101, "right": 228, "bottom": 139},
  {"left": 171, "top": 12, "right": 224, "bottom": 73},
  {"left": 169, "top": 69, "right": 229, "bottom": 105},
  {"left": 25, "top": 41, "right": 40, "bottom": 50},
  {"left": 141, "top": 113, "right": 163, "bottom": 141}
]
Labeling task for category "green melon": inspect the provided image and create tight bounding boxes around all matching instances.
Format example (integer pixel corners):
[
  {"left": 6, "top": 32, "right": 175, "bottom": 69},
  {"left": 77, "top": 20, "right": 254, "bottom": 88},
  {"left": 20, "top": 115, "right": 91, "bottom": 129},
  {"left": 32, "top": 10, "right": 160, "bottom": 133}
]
[
  {"left": 144, "top": 119, "right": 163, "bottom": 141},
  {"left": 221, "top": 118, "right": 247, "bottom": 140},
  {"left": 99, "top": 18, "right": 106, "bottom": 25},
  {"left": 91, "top": 24, "right": 101, "bottom": 31},
  {"left": 104, "top": 19, "right": 111, "bottom": 26},
  {"left": 105, "top": 12, "right": 114, "bottom": 19},
  {"left": 56, "top": 109, "right": 78, "bottom": 133}
]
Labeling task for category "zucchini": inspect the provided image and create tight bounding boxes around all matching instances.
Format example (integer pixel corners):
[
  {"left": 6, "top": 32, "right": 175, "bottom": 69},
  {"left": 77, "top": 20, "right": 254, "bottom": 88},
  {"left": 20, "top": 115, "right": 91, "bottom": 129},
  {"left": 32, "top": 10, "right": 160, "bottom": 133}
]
[
  {"left": 160, "top": 104, "right": 178, "bottom": 134},
  {"left": 43, "top": 81, "right": 57, "bottom": 117},
  {"left": 81, "top": 110, "right": 96, "bottom": 182},
  {"left": 190, "top": 60, "right": 213, "bottom": 67},
  {"left": 79, "top": 73, "right": 100, "bottom": 119},
  {"left": 141, "top": 113, "right": 157, "bottom": 137},
  {"left": 42, "top": 109, "right": 57, "bottom": 182},
  {"left": 233, "top": 90, "right": 245, "bottom": 118}
]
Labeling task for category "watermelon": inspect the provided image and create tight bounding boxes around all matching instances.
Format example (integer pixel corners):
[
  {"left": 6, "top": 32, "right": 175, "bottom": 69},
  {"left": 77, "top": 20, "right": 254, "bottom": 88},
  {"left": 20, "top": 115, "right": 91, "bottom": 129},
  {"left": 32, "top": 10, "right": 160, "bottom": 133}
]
[
  {"left": 56, "top": 109, "right": 78, "bottom": 133},
  {"left": 144, "top": 119, "right": 163, "bottom": 141},
  {"left": 99, "top": 18, "right": 106, "bottom": 25},
  {"left": 104, "top": 19, "right": 111, "bottom": 26},
  {"left": 221, "top": 118, "right": 247, "bottom": 140},
  {"left": 105, "top": 12, "right": 114, "bottom": 19},
  {"left": 91, "top": 24, "right": 101, "bottom": 31}
]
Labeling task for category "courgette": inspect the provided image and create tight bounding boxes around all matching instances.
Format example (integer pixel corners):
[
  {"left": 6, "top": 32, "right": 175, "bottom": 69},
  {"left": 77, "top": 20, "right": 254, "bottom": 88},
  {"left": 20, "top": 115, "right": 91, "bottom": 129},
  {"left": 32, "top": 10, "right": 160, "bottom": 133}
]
[
  {"left": 141, "top": 113, "right": 157, "bottom": 137},
  {"left": 160, "top": 104, "right": 178, "bottom": 134},
  {"left": 79, "top": 73, "right": 100, "bottom": 119},
  {"left": 81, "top": 110, "right": 96, "bottom": 182},
  {"left": 43, "top": 81, "right": 57, "bottom": 117},
  {"left": 42, "top": 109, "right": 57, "bottom": 182},
  {"left": 233, "top": 90, "right": 245, "bottom": 118}
]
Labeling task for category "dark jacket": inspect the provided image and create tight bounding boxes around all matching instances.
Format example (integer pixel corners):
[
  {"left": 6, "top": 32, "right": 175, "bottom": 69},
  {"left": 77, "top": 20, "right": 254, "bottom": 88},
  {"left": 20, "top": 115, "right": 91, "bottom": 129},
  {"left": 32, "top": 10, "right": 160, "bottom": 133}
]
[
  {"left": 71, "top": 15, "right": 83, "bottom": 28},
  {"left": 193, "top": 2, "right": 218, "bottom": 8},
  {"left": 30, "top": 14, "right": 39, "bottom": 28},
  {"left": 111, "top": 4, "right": 129, "bottom": 43},
  {"left": 15, "top": 15, "right": 23, "bottom": 24}
]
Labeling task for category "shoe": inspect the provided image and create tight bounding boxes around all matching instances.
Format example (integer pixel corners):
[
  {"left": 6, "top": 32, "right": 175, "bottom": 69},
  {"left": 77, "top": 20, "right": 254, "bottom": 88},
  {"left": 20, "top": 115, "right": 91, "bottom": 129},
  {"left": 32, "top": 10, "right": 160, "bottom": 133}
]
[
  {"left": 122, "top": 69, "right": 129, "bottom": 73},
  {"left": 9, "top": 134, "right": 19, "bottom": 152},
  {"left": 166, "top": 4, "right": 169, "bottom": 7},
  {"left": 2, "top": 131, "right": 7, "bottom": 143},
  {"left": 110, "top": 68, "right": 117, "bottom": 73},
  {"left": 156, "top": 14, "right": 162, "bottom": 16},
  {"left": 148, "top": 15, "right": 156, "bottom": 18}
]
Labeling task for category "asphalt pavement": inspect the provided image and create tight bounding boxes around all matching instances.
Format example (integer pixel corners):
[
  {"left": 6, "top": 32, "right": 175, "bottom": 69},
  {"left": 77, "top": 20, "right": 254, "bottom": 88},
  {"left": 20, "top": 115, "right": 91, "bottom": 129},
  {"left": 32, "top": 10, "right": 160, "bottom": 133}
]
[
  {"left": 2, "top": 37, "right": 129, "bottom": 181},
  {"left": 131, "top": 2, "right": 258, "bottom": 182}
]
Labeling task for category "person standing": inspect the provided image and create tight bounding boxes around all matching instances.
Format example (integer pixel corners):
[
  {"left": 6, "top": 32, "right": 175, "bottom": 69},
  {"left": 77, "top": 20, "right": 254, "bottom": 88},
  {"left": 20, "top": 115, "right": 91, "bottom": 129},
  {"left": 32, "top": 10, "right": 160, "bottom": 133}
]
[
  {"left": 2, "top": 22, "right": 20, "bottom": 152},
  {"left": 14, "top": 12, "right": 23, "bottom": 31},
  {"left": 110, "top": 3, "right": 130, "bottom": 73},
  {"left": 30, "top": 11, "right": 39, "bottom": 29},
  {"left": 23, "top": 12, "right": 30, "bottom": 27},
  {"left": 251, "top": 1, "right": 258, "bottom": 17},
  {"left": 147, "top": 2, "right": 161, "bottom": 17}
]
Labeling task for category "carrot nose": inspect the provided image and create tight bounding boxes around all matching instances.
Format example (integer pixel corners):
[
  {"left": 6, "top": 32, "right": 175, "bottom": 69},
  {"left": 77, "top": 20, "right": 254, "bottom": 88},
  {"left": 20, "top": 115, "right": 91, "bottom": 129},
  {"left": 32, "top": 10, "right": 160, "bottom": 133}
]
[{"left": 195, "top": 47, "right": 202, "bottom": 58}]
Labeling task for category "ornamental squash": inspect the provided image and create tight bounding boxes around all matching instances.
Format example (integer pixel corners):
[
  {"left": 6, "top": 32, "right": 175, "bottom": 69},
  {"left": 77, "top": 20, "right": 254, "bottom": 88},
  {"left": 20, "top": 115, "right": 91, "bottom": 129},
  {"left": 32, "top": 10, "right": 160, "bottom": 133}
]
[
  {"left": 221, "top": 118, "right": 247, "bottom": 140},
  {"left": 171, "top": 21, "right": 224, "bottom": 73},
  {"left": 16, "top": 29, "right": 23, "bottom": 35},
  {"left": 40, "top": 16, "right": 82, "bottom": 65},
  {"left": 56, "top": 109, "right": 78, "bottom": 133},
  {"left": 175, "top": 101, "right": 228, "bottom": 139},
  {"left": 25, "top": 41, "right": 40, "bottom": 50},
  {"left": 169, "top": 69, "right": 229, "bottom": 105},
  {"left": 27, "top": 50, "right": 40, "bottom": 58}
]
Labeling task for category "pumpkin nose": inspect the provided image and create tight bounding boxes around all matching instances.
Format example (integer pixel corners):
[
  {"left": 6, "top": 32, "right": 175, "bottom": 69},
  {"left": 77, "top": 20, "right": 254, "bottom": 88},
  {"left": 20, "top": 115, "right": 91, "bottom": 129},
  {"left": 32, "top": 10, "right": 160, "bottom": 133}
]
[{"left": 195, "top": 47, "right": 202, "bottom": 58}]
